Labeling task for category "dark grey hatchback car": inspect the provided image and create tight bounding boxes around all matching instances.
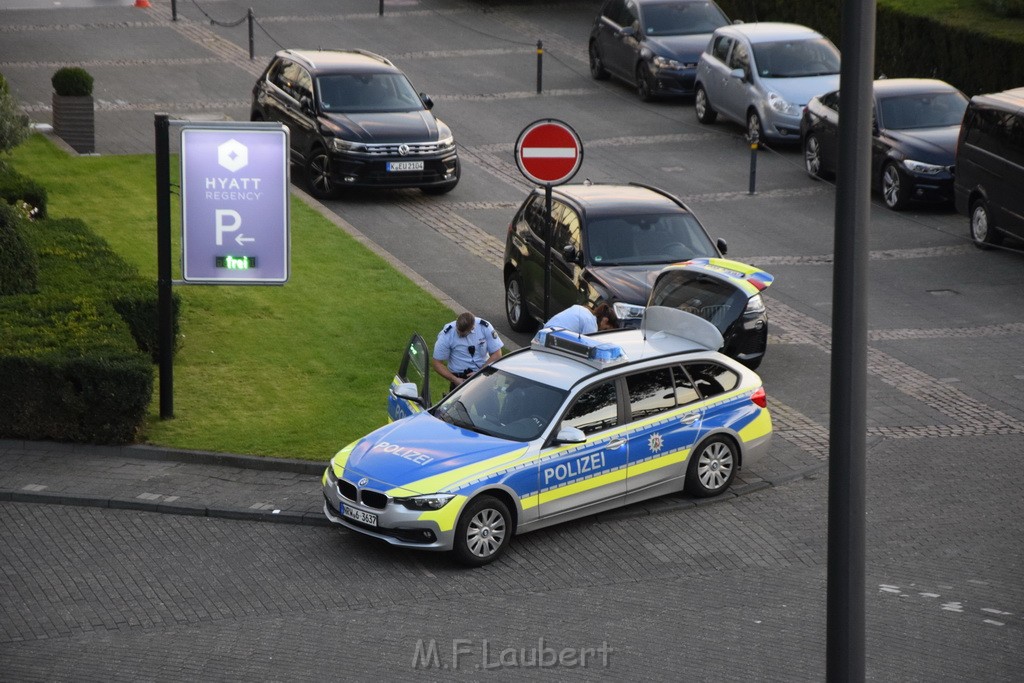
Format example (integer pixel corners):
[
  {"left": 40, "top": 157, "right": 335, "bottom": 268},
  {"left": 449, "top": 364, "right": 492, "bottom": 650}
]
[
  {"left": 589, "top": 0, "right": 730, "bottom": 101},
  {"left": 503, "top": 182, "right": 728, "bottom": 332},
  {"left": 250, "top": 49, "right": 460, "bottom": 199}
]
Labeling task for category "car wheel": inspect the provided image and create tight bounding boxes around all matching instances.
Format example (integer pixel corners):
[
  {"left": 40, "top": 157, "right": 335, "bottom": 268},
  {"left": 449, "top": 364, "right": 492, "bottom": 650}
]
[
  {"left": 589, "top": 42, "right": 609, "bottom": 80},
  {"left": 803, "top": 133, "right": 828, "bottom": 180},
  {"left": 636, "top": 63, "right": 654, "bottom": 102},
  {"left": 452, "top": 495, "right": 511, "bottom": 567},
  {"left": 970, "top": 198, "right": 1003, "bottom": 249},
  {"left": 881, "top": 162, "right": 910, "bottom": 211},
  {"left": 747, "top": 110, "right": 765, "bottom": 144},
  {"left": 505, "top": 272, "right": 536, "bottom": 332},
  {"left": 684, "top": 436, "right": 737, "bottom": 497},
  {"left": 695, "top": 85, "right": 717, "bottom": 124},
  {"left": 306, "top": 147, "right": 339, "bottom": 200}
]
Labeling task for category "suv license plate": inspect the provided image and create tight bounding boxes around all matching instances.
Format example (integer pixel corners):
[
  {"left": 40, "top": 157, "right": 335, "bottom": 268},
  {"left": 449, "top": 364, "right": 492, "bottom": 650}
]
[
  {"left": 386, "top": 161, "right": 424, "bottom": 172},
  {"left": 342, "top": 504, "right": 378, "bottom": 527}
]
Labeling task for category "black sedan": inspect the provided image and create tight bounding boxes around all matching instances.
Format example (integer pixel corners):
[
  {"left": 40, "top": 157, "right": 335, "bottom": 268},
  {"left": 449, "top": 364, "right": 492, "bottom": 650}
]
[
  {"left": 800, "top": 78, "right": 968, "bottom": 210},
  {"left": 589, "top": 0, "right": 730, "bottom": 101}
]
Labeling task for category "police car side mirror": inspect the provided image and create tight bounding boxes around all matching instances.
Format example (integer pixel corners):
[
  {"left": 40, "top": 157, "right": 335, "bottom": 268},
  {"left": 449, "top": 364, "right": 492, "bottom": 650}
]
[
  {"left": 393, "top": 382, "right": 427, "bottom": 407},
  {"left": 554, "top": 426, "right": 587, "bottom": 444},
  {"left": 717, "top": 237, "right": 728, "bottom": 255}
]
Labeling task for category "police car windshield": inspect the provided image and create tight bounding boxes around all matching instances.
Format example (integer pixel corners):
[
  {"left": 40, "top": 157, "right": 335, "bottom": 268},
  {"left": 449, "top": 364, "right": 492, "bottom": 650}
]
[{"left": 434, "top": 368, "right": 569, "bottom": 442}]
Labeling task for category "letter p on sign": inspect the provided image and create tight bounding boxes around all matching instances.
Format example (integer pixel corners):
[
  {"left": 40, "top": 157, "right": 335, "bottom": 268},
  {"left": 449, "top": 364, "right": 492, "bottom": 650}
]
[{"left": 215, "top": 209, "right": 241, "bottom": 246}]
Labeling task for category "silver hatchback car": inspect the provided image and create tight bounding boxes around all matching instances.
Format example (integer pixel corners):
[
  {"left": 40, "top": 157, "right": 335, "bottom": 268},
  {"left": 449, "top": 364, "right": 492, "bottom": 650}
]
[{"left": 694, "top": 22, "right": 840, "bottom": 144}]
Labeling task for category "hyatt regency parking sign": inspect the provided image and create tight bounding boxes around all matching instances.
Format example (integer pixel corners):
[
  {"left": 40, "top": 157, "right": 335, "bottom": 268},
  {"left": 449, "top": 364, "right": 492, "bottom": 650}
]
[{"left": 180, "top": 124, "right": 290, "bottom": 283}]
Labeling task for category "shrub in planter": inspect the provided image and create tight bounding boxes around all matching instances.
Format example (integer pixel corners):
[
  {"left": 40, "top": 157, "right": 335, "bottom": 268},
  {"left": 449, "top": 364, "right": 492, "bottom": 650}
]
[
  {"left": 51, "top": 67, "right": 95, "bottom": 154},
  {"left": 51, "top": 67, "right": 93, "bottom": 97}
]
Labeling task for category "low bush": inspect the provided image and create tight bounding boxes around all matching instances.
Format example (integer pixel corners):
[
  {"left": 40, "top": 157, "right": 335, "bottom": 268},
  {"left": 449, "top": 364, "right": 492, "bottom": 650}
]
[
  {"left": 0, "top": 165, "right": 48, "bottom": 219},
  {"left": 0, "top": 201, "right": 37, "bottom": 295}
]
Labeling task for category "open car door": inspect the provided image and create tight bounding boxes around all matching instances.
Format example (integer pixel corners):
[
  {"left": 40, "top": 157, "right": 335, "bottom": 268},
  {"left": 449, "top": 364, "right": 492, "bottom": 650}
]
[{"left": 388, "top": 333, "right": 432, "bottom": 422}]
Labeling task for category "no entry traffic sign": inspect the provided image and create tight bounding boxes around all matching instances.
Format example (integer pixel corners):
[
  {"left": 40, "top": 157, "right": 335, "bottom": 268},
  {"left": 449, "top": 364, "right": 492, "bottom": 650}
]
[{"left": 514, "top": 119, "right": 583, "bottom": 186}]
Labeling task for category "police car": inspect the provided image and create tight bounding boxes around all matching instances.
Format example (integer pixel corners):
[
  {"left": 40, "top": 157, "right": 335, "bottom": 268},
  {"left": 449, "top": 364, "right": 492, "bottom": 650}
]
[{"left": 322, "top": 307, "right": 773, "bottom": 566}]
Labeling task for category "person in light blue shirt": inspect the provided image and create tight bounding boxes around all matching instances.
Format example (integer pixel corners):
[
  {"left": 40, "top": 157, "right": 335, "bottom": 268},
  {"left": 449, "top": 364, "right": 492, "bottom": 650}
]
[
  {"left": 544, "top": 303, "right": 619, "bottom": 335},
  {"left": 433, "top": 311, "right": 504, "bottom": 390}
]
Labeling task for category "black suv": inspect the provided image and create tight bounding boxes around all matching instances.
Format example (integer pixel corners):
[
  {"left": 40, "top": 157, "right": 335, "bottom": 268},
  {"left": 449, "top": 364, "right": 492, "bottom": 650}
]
[
  {"left": 503, "top": 182, "right": 727, "bottom": 331},
  {"left": 250, "top": 49, "right": 460, "bottom": 198}
]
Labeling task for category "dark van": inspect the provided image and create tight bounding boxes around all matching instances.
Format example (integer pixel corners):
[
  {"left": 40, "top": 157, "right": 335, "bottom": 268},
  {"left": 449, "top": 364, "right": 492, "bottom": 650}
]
[{"left": 953, "top": 87, "right": 1024, "bottom": 249}]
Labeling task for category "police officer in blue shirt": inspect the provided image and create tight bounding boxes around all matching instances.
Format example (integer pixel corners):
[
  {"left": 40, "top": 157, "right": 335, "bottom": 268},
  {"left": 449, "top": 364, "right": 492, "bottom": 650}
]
[
  {"left": 544, "top": 303, "right": 619, "bottom": 335},
  {"left": 433, "top": 312, "right": 504, "bottom": 391}
]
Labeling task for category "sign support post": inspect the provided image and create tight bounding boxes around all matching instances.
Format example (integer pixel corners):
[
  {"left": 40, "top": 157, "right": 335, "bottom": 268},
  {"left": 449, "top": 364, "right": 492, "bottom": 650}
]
[{"left": 155, "top": 113, "right": 174, "bottom": 419}]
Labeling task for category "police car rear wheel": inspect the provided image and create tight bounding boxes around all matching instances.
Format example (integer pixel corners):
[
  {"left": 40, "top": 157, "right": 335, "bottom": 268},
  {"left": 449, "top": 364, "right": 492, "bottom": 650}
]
[
  {"left": 453, "top": 495, "right": 511, "bottom": 567},
  {"left": 685, "top": 436, "right": 737, "bottom": 497}
]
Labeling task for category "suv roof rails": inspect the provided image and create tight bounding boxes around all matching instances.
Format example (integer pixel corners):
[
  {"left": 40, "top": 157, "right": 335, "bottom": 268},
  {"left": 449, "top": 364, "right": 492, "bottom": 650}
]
[
  {"left": 627, "top": 181, "right": 693, "bottom": 213},
  {"left": 280, "top": 48, "right": 394, "bottom": 71}
]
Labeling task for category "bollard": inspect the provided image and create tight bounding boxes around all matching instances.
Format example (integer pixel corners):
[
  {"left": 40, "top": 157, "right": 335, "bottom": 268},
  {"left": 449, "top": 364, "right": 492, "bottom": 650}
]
[
  {"left": 748, "top": 131, "right": 759, "bottom": 195},
  {"left": 536, "top": 40, "right": 543, "bottom": 94},
  {"left": 247, "top": 9, "right": 255, "bottom": 60},
  {"left": 171, "top": 0, "right": 177, "bottom": 20},
  {"left": 380, "top": 0, "right": 384, "bottom": 16}
]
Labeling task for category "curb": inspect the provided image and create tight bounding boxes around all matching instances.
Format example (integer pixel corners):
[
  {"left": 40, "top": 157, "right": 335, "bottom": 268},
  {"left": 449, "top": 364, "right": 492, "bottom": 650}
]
[
  {"left": 0, "top": 438, "right": 326, "bottom": 475},
  {"left": 1, "top": 489, "right": 332, "bottom": 528}
]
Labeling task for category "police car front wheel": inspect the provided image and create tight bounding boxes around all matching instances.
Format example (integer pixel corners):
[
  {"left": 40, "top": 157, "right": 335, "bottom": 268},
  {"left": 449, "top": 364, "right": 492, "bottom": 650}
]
[
  {"left": 685, "top": 436, "right": 738, "bottom": 497},
  {"left": 453, "top": 495, "right": 512, "bottom": 567}
]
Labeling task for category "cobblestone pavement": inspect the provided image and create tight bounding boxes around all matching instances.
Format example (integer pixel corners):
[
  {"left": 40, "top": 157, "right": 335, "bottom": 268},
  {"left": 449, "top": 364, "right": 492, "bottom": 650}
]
[
  {"left": 2, "top": 0, "right": 1024, "bottom": 680},
  {"left": 2, "top": 434, "right": 1022, "bottom": 680}
]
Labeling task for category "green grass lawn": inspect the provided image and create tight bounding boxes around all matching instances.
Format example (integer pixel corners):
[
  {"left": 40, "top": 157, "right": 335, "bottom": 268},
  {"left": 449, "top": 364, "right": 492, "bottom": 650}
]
[{"left": 9, "top": 134, "right": 457, "bottom": 460}]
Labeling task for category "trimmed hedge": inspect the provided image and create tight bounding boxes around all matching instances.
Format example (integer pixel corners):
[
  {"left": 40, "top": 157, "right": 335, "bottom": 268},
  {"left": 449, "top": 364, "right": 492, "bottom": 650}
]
[
  {"left": 50, "top": 66, "right": 93, "bottom": 97},
  {"left": 0, "top": 217, "right": 180, "bottom": 443},
  {"left": 0, "top": 202, "right": 38, "bottom": 295},
  {"left": 716, "top": 0, "right": 1024, "bottom": 97},
  {"left": 0, "top": 166, "right": 48, "bottom": 219}
]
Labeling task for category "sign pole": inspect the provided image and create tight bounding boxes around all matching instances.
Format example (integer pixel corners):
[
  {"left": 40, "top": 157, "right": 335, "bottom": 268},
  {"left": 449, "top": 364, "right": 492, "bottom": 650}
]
[
  {"left": 155, "top": 113, "right": 174, "bottom": 419},
  {"left": 543, "top": 184, "right": 553, "bottom": 321},
  {"left": 828, "top": 0, "right": 875, "bottom": 678}
]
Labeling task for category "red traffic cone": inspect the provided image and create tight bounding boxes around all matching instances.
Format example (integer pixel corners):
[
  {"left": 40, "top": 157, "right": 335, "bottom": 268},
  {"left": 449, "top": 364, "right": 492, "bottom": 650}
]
[{"left": 135, "top": 0, "right": 151, "bottom": 7}]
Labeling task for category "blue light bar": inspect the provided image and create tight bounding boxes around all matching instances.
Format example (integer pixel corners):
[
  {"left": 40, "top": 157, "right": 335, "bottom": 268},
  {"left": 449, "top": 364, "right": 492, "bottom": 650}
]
[{"left": 531, "top": 327, "right": 628, "bottom": 367}]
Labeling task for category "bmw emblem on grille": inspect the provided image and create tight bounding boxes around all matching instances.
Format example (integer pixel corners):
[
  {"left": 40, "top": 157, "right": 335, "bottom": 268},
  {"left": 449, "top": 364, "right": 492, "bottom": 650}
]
[
  {"left": 358, "top": 477, "right": 369, "bottom": 487},
  {"left": 398, "top": 144, "right": 411, "bottom": 156}
]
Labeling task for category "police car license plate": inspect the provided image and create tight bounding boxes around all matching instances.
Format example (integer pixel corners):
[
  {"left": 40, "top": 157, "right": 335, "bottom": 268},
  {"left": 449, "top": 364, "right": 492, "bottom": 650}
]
[
  {"left": 386, "top": 161, "right": 423, "bottom": 172},
  {"left": 342, "top": 504, "right": 378, "bottom": 527}
]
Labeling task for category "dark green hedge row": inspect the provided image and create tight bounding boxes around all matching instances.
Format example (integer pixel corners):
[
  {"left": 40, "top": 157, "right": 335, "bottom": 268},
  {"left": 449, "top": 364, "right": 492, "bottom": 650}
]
[
  {"left": 0, "top": 354, "right": 152, "bottom": 444},
  {"left": 0, "top": 202, "right": 38, "bottom": 295},
  {"left": 18, "top": 217, "right": 181, "bottom": 363},
  {"left": 0, "top": 217, "right": 180, "bottom": 443},
  {"left": 0, "top": 166, "right": 47, "bottom": 219},
  {"left": 716, "top": 0, "right": 1024, "bottom": 97}
]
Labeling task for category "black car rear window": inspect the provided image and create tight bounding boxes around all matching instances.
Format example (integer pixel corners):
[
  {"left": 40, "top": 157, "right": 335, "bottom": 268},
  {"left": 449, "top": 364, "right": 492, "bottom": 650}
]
[{"left": 648, "top": 273, "right": 745, "bottom": 332}]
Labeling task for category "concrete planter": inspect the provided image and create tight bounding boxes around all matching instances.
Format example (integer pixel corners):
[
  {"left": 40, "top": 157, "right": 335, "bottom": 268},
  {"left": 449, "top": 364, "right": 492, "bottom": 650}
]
[{"left": 52, "top": 93, "right": 95, "bottom": 154}]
